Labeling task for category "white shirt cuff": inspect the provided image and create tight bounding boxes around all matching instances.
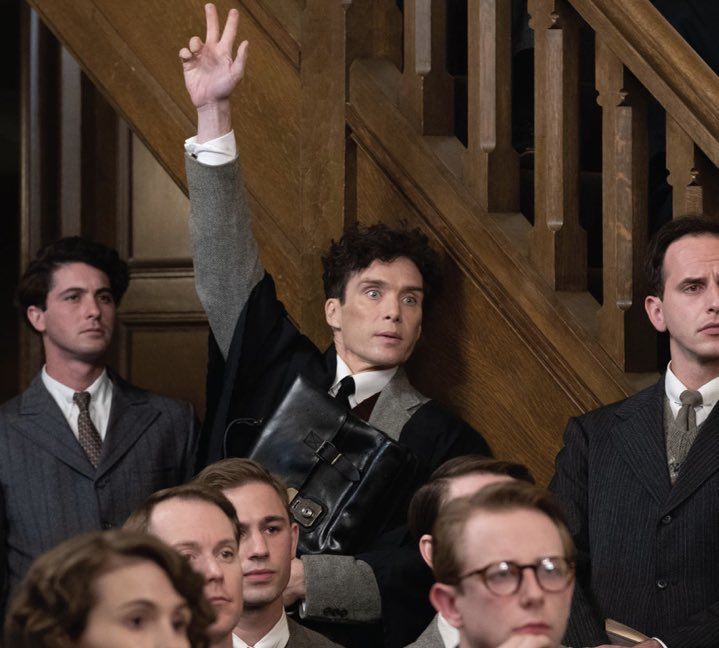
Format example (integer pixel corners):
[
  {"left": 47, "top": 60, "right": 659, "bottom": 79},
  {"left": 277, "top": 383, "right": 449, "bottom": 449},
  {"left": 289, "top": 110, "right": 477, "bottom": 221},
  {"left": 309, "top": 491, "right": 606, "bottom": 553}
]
[
  {"left": 653, "top": 638, "right": 668, "bottom": 648},
  {"left": 184, "top": 130, "right": 237, "bottom": 165}
]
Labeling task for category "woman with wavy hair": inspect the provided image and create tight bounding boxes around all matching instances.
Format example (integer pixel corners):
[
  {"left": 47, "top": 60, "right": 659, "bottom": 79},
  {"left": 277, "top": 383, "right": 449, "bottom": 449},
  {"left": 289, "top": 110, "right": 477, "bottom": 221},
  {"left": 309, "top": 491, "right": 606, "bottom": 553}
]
[{"left": 5, "top": 529, "right": 215, "bottom": 647}]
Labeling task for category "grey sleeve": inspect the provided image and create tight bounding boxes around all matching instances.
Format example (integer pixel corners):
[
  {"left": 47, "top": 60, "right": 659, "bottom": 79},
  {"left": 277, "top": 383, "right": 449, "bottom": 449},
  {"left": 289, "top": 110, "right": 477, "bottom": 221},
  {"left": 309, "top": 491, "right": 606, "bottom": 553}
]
[
  {"left": 300, "top": 554, "right": 382, "bottom": 623},
  {"left": 185, "top": 154, "right": 264, "bottom": 359}
]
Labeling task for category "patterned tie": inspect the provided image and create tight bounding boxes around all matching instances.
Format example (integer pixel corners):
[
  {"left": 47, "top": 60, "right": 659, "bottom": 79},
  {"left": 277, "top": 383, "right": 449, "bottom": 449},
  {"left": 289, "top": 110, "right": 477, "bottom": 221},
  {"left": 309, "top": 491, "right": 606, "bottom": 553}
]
[
  {"left": 668, "top": 389, "right": 703, "bottom": 482},
  {"left": 73, "top": 391, "right": 103, "bottom": 467},
  {"left": 334, "top": 376, "right": 356, "bottom": 410}
]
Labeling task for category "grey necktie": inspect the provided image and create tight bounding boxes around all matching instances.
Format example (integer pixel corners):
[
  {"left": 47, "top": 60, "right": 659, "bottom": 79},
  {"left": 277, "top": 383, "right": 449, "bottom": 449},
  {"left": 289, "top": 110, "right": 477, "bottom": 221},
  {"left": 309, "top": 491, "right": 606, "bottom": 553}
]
[
  {"left": 73, "top": 391, "right": 103, "bottom": 467},
  {"left": 668, "top": 389, "right": 703, "bottom": 482},
  {"left": 334, "top": 376, "right": 356, "bottom": 410}
]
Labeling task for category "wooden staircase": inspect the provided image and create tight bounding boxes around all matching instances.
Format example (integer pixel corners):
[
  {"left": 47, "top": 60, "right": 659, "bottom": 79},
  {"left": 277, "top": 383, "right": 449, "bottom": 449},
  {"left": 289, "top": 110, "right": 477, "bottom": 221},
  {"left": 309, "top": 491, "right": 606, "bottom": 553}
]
[{"left": 23, "top": 0, "right": 719, "bottom": 483}]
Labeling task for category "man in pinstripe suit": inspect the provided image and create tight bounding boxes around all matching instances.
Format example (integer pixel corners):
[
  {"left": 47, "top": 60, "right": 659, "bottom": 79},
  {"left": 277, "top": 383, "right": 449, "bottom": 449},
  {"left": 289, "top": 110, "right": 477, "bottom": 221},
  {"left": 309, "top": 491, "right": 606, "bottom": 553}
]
[
  {"left": 0, "top": 237, "right": 197, "bottom": 612},
  {"left": 552, "top": 217, "right": 719, "bottom": 648}
]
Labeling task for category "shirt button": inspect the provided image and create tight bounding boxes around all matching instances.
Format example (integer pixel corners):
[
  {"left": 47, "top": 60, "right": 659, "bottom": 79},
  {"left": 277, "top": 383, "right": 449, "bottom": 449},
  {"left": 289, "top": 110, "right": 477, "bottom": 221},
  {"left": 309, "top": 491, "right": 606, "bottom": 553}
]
[
  {"left": 661, "top": 514, "right": 672, "bottom": 525},
  {"left": 656, "top": 578, "right": 668, "bottom": 589}
]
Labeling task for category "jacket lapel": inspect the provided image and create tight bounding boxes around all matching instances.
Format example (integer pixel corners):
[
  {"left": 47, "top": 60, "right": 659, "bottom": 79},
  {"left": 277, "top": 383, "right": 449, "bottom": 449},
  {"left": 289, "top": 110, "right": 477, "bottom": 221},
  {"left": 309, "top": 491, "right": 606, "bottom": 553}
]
[
  {"left": 663, "top": 397, "right": 719, "bottom": 514},
  {"left": 96, "top": 375, "right": 159, "bottom": 479},
  {"left": 16, "top": 374, "right": 96, "bottom": 478},
  {"left": 369, "top": 367, "right": 428, "bottom": 441},
  {"left": 609, "top": 379, "right": 672, "bottom": 506}
]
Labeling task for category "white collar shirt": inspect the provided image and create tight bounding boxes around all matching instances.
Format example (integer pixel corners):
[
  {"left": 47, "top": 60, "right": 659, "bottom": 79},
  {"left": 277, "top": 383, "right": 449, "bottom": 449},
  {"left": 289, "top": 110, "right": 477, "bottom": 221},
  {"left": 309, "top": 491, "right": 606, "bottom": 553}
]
[
  {"left": 329, "top": 355, "right": 398, "bottom": 408},
  {"left": 436, "top": 612, "right": 459, "bottom": 648},
  {"left": 41, "top": 367, "right": 113, "bottom": 441},
  {"left": 232, "top": 611, "right": 289, "bottom": 648},
  {"left": 664, "top": 363, "right": 719, "bottom": 426}
]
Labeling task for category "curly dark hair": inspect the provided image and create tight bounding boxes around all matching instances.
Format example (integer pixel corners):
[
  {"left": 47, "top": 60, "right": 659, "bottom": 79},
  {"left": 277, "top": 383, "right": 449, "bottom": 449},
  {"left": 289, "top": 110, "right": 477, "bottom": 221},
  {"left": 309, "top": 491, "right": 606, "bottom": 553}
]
[
  {"left": 4, "top": 530, "right": 215, "bottom": 648},
  {"left": 321, "top": 223, "right": 441, "bottom": 305},
  {"left": 16, "top": 237, "right": 130, "bottom": 320},
  {"left": 645, "top": 215, "right": 719, "bottom": 298}
]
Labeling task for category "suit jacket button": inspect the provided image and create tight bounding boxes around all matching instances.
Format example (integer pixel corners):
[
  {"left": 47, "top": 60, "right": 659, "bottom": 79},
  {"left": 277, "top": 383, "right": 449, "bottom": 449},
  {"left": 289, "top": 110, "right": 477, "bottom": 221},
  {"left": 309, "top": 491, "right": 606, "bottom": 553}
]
[
  {"left": 661, "top": 514, "right": 672, "bottom": 525},
  {"left": 323, "top": 607, "right": 333, "bottom": 616},
  {"left": 656, "top": 578, "right": 668, "bottom": 589},
  {"left": 339, "top": 609, "right": 347, "bottom": 618}
]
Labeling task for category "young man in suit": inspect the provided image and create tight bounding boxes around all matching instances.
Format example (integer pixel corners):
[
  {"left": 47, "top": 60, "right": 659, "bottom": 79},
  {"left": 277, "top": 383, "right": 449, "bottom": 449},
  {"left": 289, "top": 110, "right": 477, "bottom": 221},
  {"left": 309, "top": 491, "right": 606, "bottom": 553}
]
[
  {"left": 552, "top": 216, "right": 719, "bottom": 648},
  {"left": 0, "top": 237, "right": 197, "bottom": 610},
  {"left": 195, "top": 458, "right": 341, "bottom": 648},
  {"left": 126, "top": 484, "right": 244, "bottom": 648},
  {"left": 178, "top": 5, "right": 489, "bottom": 646},
  {"left": 429, "top": 481, "right": 575, "bottom": 648},
  {"left": 406, "top": 457, "right": 534, "bottom": 648}
]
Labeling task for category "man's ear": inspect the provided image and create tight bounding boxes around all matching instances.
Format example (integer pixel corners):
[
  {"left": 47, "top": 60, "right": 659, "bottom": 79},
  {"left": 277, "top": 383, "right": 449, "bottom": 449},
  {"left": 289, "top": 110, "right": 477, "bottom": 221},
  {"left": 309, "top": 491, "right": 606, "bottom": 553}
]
[
  {"left": 325, "top": 298, "right": 341, "bottom": 330},
  {"left": 290, "top": 521, "right": 300, "bottom": 557},
  {"left": 26, "top": 306, "right": 46, "bottom": 334},
  {"left": 429, "top": 582, "right": 463, "bottom": 629},
  {"left": 419, "top": 534, "right": 433, "bottom": 568},
  {"left": 645, "top": 295, "right": 667, "bottom": 333}
]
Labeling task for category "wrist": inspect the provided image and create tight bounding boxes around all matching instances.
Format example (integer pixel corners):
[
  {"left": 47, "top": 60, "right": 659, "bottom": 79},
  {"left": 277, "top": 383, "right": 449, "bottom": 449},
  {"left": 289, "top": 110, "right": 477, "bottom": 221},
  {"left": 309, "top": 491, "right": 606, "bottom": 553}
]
[{"left": 196, "top": 100, "right": 232, "bottom": 144}]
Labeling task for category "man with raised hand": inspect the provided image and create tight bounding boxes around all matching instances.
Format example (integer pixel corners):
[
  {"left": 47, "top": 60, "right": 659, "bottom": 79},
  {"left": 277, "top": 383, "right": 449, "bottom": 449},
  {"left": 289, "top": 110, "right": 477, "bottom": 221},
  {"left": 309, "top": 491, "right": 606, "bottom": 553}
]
[{"left": 179, "top": 5, "right": 489, "bottom": 646}]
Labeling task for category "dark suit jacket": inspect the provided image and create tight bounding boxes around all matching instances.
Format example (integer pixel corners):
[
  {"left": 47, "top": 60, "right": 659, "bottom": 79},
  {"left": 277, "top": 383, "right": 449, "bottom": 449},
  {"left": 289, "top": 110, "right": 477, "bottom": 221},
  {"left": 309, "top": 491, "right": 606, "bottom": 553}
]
[
  {"left": 287, "top": 616, "right": 342, "bottom": 647},
  {"left": 0, "top": 372, "right": 198, "bottom": 609},
  {"left": 551, "top": 377, "right": 719, "bottom": 648}
]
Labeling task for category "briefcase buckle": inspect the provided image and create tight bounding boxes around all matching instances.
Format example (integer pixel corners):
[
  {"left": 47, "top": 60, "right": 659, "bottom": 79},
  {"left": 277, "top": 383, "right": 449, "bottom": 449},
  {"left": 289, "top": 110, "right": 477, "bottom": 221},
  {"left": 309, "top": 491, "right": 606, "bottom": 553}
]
[{"left": 289, "top": 495, "right": 324, "bottom": 528}]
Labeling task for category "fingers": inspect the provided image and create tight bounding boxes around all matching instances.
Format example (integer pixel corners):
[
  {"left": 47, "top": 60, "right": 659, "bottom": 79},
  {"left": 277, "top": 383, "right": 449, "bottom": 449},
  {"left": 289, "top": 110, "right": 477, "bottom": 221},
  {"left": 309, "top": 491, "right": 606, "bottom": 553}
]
[
  {"left": 178, "top": 47, "right": 193, "bottom": 62},
  {"left": 230, "top": 40, "right": 249, "bottom": 78},
  {"left": 189, "top": 36, "right": 203, "bottom": 54},
  {"left": 219, "top": 8, "right": 240, "bottom": 49},
  {"left": 205, "top": 2, "right": 220, "bottom": 43}
]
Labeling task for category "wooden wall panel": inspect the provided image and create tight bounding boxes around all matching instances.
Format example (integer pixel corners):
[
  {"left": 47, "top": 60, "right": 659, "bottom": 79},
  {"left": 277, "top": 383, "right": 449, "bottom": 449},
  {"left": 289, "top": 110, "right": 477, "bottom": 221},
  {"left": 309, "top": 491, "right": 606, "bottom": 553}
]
[{"left": 354, "top": 142, "right": 577, "bottom": 484}]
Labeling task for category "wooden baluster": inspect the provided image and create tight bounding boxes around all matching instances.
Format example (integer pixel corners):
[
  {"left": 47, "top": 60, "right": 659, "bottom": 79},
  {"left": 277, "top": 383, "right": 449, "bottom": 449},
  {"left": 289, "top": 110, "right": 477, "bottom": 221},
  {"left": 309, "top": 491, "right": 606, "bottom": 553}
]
[
  {"left": 398, "top": 0, "right": 453, "bottom": 135},
  {"left": 527, "top": 0, "right": 585, "bottom": 289},
  {"left": 596, "top": 37, "right": 655, "bottom": 371},
  {"left": 464, "top": 0, "right": 518, "bottom": 212},
  {"left": 666, "top": 114, "right": 719, "bottom": 219}
]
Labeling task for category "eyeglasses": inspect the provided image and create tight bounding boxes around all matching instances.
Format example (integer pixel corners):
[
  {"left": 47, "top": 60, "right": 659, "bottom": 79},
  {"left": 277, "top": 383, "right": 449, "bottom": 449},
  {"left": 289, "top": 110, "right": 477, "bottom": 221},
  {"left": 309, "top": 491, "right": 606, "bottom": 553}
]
[{"left": 458, "top": 556, "right": 575, "bottom": 596}]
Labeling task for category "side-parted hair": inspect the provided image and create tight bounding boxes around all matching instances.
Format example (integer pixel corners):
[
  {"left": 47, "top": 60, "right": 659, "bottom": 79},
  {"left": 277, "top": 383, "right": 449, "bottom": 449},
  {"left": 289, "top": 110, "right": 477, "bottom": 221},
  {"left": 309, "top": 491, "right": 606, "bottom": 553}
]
[
  {"left": 124, "top": 483, "right": 242, "bottom": 544},
  {"left": 431, "top": 481, "right": 575, "bottom": 587},
  {"left": 4, "top": 530, "right": 214, "bottom": 648},
  {"left": 194, "top": 458, "right": 290, "bottom": 515},
  {"left": 645, "top": 215, "right": 719, "bottom": 297},
  {"left": 408, "top": 456, "right": 535, "bottom": 539},
  {"left": 16, "top": 237, "right": 130, "bottom": 321},
  {"left": 321, "top": 222, "right": 441, "bottom": 305}
]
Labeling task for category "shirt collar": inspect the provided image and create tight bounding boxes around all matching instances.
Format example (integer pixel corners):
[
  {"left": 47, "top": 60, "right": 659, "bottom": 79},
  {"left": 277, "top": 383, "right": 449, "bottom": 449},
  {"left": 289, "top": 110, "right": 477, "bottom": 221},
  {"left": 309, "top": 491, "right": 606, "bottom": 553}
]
[
  {"left": 665, "top": 362, "right": 719, "bottom": 408},
  {"left": 436, "top": 612, "right": 460, "bottom": 648},
  {"left": 232, "top": 611, "right": 289, "bottom": 648},
  {"left": 41, "top": 366, "right": 110, "bottom": 404},
  {"left": 331, "top": 355, "right": 398, "bottom": 405}
]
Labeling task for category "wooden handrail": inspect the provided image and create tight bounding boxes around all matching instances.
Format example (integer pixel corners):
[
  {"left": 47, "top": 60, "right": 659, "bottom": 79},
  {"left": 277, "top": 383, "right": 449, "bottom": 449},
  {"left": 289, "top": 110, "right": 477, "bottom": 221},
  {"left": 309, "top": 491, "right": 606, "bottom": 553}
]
[{"left": 567, "top": 0, "right": 719, "bottom": 165}]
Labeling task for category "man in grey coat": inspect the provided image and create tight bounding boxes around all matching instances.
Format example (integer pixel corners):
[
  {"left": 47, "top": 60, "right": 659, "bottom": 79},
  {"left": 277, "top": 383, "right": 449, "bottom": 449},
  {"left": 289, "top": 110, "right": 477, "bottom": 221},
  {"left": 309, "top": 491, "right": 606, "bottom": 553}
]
[
  {"left": 179, "top": 5, "right": 489, "bottom": 647},
  {"left": 0, "top": 237, "right": 197, "bottom": 610}
]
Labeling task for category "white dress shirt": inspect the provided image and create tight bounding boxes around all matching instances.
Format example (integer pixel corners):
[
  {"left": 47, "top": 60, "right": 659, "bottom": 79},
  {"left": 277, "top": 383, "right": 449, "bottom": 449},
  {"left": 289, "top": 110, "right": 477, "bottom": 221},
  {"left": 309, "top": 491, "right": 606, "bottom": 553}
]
[
  {"left": 436, "top": 612, "right": 459, "bottom": 648},
  {"left": 185, "top": 130, "right": 237, "bottom": 165},
  {"left": 664, "top": 362, "right": 719, "bottom": 425},
  {"left": 41, "top": 367, "right": 113, "bottom": 441},
  {"left": 328, "top": 355, "right": 398, "bottom": 408},
  {"left": 232, "top": 611, "right": 289, "bottom": 648}
]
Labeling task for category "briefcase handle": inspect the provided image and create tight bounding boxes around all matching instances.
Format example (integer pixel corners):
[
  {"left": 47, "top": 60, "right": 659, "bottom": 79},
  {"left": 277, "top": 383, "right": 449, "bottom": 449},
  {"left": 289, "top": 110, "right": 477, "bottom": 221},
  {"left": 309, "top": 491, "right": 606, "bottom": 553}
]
[{"left": 304, "top": 431, "right": 360, "bottom": 482}]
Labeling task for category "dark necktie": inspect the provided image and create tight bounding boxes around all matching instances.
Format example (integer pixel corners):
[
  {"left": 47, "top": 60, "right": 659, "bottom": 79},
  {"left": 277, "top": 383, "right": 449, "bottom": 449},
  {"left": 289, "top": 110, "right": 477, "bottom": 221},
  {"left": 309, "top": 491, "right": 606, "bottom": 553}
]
[
  {"left": 73, "top": 391, "right": 103, "bottom": 467},
  {"left": 334, "top": 376, "right": 356, "bottom": 410}
]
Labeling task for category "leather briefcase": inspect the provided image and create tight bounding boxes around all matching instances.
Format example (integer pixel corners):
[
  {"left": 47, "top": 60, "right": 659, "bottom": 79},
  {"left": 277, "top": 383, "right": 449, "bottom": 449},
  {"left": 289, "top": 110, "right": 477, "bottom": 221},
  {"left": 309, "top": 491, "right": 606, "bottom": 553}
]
[{"left": 246, "top": 374, "right": 418, "bottom": 555}]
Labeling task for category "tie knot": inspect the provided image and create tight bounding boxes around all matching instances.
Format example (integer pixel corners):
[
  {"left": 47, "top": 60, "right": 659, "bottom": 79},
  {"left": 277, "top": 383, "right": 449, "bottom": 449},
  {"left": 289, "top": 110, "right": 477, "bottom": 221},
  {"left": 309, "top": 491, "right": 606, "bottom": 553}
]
[
  {"left": 680, "top": 389, "right": 703, "bottom": 407},
  {"left": 338, "top": 376, "right": 356, "bottom": 396},
  {"left": 73, "top": 391, "right": 92, "bottom": 412}
]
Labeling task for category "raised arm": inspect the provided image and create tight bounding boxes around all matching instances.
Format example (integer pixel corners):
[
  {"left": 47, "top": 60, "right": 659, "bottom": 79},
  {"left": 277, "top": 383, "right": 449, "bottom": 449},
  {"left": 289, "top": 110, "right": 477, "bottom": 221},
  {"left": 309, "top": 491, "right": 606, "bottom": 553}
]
[{"left": 181, "top": 4, "right": 262, "bottom": 357}]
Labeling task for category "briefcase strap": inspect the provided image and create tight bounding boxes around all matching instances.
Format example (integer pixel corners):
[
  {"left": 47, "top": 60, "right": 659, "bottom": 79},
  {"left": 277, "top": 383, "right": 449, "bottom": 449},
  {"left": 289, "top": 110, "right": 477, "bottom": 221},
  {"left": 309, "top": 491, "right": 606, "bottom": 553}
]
[{"left": 303, "top": 431, "right": 360, "bottom": 482}]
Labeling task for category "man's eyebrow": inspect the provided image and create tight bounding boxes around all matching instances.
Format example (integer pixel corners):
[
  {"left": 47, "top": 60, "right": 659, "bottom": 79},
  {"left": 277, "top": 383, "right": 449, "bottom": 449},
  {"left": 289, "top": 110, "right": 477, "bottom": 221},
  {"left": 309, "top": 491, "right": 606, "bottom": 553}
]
[
  {"left": 57, "top": 286, "right": 87, "bottom": 296},
  {"left": 677, "top": 276, "right": 706, "bottom": 286},
  {"left": 262, "top": 515, "right": 287, "bottom": 525},
  {"left": 213, "top": 537, "right": 238, "bottom": 551},
  {"left": 357, "top": 278, "right": 424, "bottom": 292},
  {"left": 172, "top": 541, "right": 201, "bottom": 551}
]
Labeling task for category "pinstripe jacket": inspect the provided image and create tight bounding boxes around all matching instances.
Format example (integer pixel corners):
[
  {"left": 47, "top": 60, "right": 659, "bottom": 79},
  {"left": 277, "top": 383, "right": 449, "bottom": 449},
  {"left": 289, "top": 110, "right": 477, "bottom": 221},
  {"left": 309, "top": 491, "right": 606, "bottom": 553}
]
[
  {"left": 0, "top": 372, "right": 198, "bottom": 609},
  {"left": 551, "top": 377, "right": 719, "bottom": 648}
]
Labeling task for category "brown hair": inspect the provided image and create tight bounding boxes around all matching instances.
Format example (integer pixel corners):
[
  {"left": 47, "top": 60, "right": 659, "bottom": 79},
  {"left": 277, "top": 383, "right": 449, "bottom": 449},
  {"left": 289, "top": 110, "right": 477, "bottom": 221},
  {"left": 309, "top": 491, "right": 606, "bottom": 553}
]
[
  {"left": 124, "top": 483, "right": 242, "bottom": 544},
  {"left": 194, "top": 458, "right": 290, "bottom": 516},
  {"left": 645, "top": 215, "right": 719, "bottom": 297},
  {"left": 321, "top": 222, "right": 441, "bottom": 305},
  {"left": 431, "top": 481, "right": 575, "bottom": 587},
  {"left": 408, "top": 456, "right": 534, "bottom": 539},
  {"left": 4, "top": 530, "right": 214, "bottom": 648}
]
